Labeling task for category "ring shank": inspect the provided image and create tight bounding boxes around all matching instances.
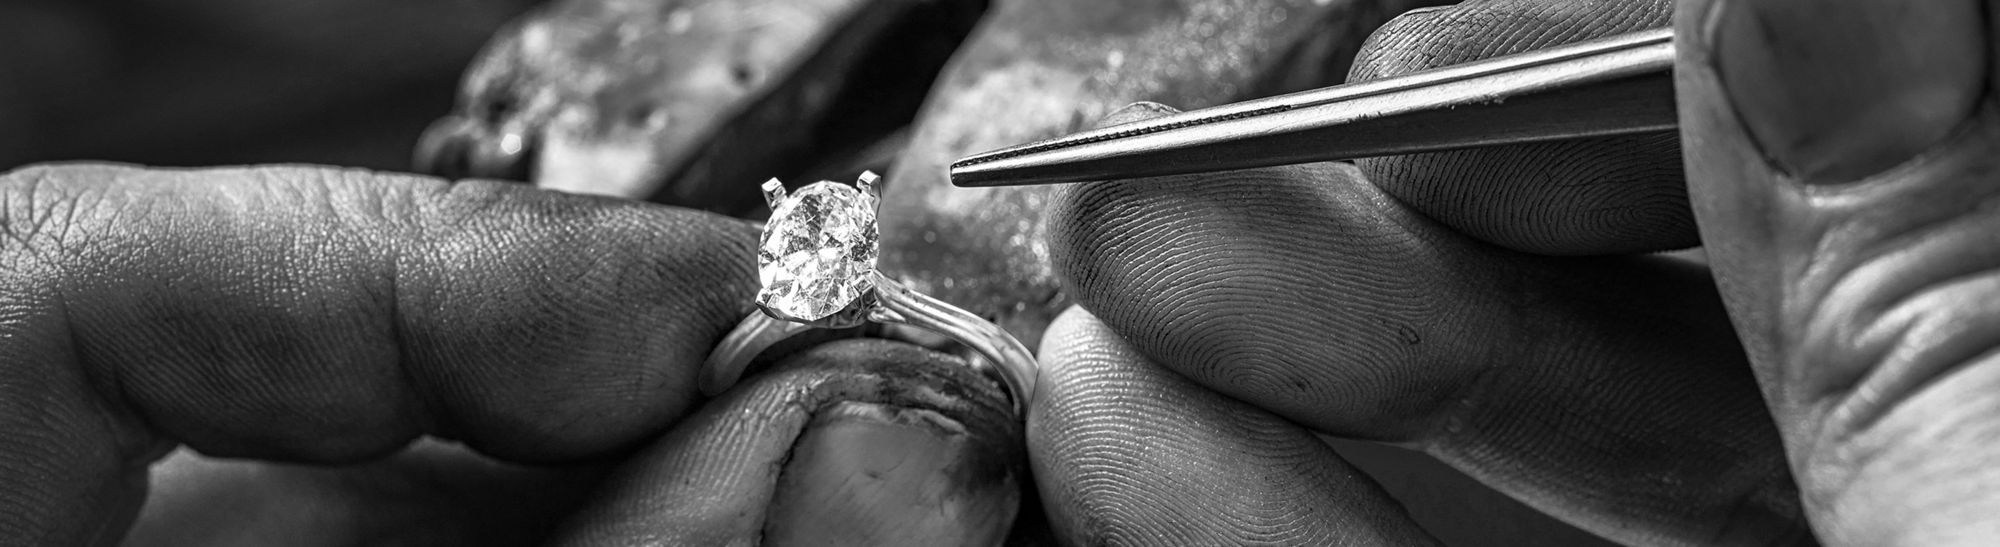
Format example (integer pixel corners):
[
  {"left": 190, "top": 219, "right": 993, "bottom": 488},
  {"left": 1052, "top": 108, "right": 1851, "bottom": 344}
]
[
  {"left": 698, "top": 272, "right": 1039, "bottom": 415},
  {"left": 867, "top": 272, "right": 1037, "bottom": 414},
  {"left": 698, "top": 313, "right": 813, "bottom": 396}
]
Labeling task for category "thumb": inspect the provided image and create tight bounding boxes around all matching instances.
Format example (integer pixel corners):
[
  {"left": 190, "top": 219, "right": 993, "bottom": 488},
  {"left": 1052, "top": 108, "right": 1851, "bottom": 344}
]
[
  {"left": 1685, "top": 0, "right": 1985, "bottom": 183},
  {"left": 1675, "top": 0, "right": 1991, "bottom": 382},
  {"left": 553, "top": 339, "right": 1022, "bottom": 546},
  {"left": 1677, "top": 0, "right": 2000, "bottom": 542}
]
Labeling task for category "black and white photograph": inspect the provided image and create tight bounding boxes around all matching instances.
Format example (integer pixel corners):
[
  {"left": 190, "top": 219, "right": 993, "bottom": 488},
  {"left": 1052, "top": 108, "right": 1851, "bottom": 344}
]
[{"left": 0, "top": 0, "right": 1982, "bottom": 545}]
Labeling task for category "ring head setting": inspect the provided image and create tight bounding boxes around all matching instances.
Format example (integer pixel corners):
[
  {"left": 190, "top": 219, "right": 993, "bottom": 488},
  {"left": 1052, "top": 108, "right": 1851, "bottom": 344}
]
[
  {"left": 755, "top": 173, "right": 881, "bottom": 326},
  {"left": 710, "top": 171, "right": 1034, "bottom": 410}
]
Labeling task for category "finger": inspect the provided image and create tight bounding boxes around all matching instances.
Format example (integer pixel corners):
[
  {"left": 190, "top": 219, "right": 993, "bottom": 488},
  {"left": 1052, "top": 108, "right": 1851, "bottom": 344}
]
[
  {"left": 1349, "top": 0, "right": 1691, "bottom": 255},
  {"left": 1315, "top": 437, "right": 1623, "bottom": 547},
  {"left": 0, "top": 163, "right": 755, "bottom": 543},
  {"left": 1676, "top": 0, "right": 1993, "bottom": 542},
  {"left": 554, "top": 338, "right": 1021, "bottom": 546},
  {"left": 1038, "top": 307, "right": 1618, "bottom": 546},
  {"left": 1053, "top": 103, "right": 1810, "bottom": 545},
  {"left": 1030, "top": 307, "right": 1441, "bottom": 546}
]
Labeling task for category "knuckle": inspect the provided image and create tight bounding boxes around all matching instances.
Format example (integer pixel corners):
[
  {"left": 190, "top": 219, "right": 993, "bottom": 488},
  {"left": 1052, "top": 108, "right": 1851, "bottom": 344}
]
[{"left": 1796, "top": 199, "right": 2000, "bottom": 442}]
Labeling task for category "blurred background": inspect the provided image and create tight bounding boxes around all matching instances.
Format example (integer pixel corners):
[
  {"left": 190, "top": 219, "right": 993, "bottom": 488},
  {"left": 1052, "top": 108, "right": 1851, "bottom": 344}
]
[{"left": 0, "top": 0, "right": 544, "bottom": 173}]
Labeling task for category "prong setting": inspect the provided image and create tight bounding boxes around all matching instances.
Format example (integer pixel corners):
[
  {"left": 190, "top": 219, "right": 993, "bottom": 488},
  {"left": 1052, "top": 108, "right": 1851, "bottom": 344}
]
[
  {"left": 856, "top": 170, "right": 881, "bottom": 210},
  {"left": 761, "top": 178, "right": 787, "bottom": 208},
  {"left": 710, "top": 170, "right": 1039, "bottom": 413}
]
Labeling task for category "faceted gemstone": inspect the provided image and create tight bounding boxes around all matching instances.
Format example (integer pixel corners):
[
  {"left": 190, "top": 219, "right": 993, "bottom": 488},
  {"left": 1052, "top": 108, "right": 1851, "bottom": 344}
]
[{"left": 757, "top": 180, "right": 879, "bottom": 321}]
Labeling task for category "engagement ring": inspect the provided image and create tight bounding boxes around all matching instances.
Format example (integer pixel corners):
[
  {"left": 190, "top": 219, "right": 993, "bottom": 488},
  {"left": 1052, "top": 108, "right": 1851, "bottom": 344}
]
[{"left": 699, "top": 172, "right": 1038, "bottom": 413}]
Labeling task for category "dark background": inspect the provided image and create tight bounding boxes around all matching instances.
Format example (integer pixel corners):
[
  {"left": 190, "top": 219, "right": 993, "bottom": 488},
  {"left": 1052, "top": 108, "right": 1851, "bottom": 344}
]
[{"left": 0, "top": 0, "right": 547, "bottom": 173}]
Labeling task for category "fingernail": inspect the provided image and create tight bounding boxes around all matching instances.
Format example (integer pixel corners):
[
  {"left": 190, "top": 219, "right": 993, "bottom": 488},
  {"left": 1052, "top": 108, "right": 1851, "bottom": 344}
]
[
  {"left": 1095, "top": 101, "right": 1179, "bottom": 129},
  {"left": 1712, "top": 0, "right": 1985, "bottom": 182},
  {"left": 762, "top": 402, "right": 1018, "bottom": 546}
]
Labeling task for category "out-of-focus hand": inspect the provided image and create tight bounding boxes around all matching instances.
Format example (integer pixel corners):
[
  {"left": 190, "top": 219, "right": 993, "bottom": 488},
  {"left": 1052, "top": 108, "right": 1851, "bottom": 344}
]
[
  {"left": 0, "top": 163, "right": 1020, "bottom": 546},
  {"left": 1030, "top": 0, "right": 1833, "bottom": 545}
]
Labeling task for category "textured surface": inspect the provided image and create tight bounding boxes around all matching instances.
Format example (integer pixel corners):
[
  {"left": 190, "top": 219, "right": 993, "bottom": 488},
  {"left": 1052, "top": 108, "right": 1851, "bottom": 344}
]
[
  {"left": 426, "top": 0, "right": 985, "bottom": 212},
  {"left": 1033, "top": 308, "right": 1442, "bottom": 546},
  {"left": 555, "top": 338, "right": 1021, "bottom": 545},
  {"left": 1348, "top": 0, "right": 1693, "bottom": 255},
  {"left": 1047, "top": 100, "right": 1810, "bottom": 545},
  {"left": 0, "top": 163, "right": 760, "bottom": 543},
  {"left": 1676, "top": 0, "right": 2000, "bottom": 541}
]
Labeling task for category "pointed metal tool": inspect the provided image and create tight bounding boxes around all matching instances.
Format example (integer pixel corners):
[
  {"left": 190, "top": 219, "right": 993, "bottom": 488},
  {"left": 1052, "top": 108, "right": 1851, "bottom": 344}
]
[{"left": 950, "top": 28, "right": 1677, "bottom": 187}]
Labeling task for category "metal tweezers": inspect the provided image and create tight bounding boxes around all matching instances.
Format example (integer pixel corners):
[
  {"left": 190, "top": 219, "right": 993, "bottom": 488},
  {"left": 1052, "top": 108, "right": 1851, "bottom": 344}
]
[{"left": 950, "top": 28, "right": 1676, "bottom": 187}]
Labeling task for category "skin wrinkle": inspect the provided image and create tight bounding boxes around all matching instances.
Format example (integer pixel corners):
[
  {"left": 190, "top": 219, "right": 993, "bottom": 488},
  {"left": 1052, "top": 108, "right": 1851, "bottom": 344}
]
[
  {"left": 1818, "top": 248, "right": 2000, "bottom": 436},
  {"left": 382, "top": 204, "right": 433, "bottom": 438},
  {"left": 10, "top": 187, "right": 141, "bottom": 447},
  {"left": 327, "top": 170, "right": 433, "bottom": 441},
  {"left": 1814, "top": 356, "right": 2000, "bottom": 544},
  {"left": 0, "top": 168, "right": 74, "bottom": 265},
  {"left": 1678, "top": 0, "right": 2000, "bottom": 540},
  {"left": 1785, "top": 114, "right": 2000, "bottom": 426},
  {"left": 0, "top": 163, "right": 771, "bottom": 543},
  {"left": 2, "top": 277, "right": 151, "bottom": 544}
]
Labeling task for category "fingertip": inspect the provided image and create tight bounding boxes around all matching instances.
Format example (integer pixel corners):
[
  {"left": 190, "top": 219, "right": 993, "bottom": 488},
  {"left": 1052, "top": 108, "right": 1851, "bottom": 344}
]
[
  {"left": 1037, "top": 305, "right": 1104, "bottom": 361},
  {"left": 555, "top": 340, "right": 1021, "bottom": 545},
  {"left": 1093, "top": 101, "right": 1179, "bottom": 129},
  {"left": 1025, "top": 307, "right": 1439, "bottom": 546},
  {"left": 1701, "top": 0, "right": 1986, "bottom": 183},
  {"left": 1051, "top": 104, "right": 1185, "bottom": 326}
]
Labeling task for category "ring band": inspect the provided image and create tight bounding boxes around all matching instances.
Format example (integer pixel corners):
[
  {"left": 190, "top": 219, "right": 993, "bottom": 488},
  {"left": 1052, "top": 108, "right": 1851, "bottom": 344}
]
[{"left": 698, "top": 173, "right": 1038, "bottom": 414}]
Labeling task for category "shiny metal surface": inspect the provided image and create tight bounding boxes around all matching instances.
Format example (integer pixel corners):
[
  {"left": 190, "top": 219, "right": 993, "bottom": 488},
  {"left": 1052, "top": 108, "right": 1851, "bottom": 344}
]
[
  {"left": 700, "top": 272, "right": 1038, "bottom": 415},
  {"left": 866, "top": 272, "right": 1038, "bottom": 416},
  {"left": 699, "top": 312, "right": 815, "bottom": 395},
  {"left": 950, "top": 27, "right": 1676, "bottom": 187}
]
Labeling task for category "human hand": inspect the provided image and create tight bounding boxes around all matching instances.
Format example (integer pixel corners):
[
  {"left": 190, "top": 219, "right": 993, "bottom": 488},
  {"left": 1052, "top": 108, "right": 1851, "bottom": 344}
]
[
  {"left": 0, "top": 163, "right": 1021, "bottom": 545},
  {"left": 1676, "top": 0, "right": 1999, "bottom": 543},
  {"left": 1031, "top": 0, "right": 1828, "bottom": 544}
]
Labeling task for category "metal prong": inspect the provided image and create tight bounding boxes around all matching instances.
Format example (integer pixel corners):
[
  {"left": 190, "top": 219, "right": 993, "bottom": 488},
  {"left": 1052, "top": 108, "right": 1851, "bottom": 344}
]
[
  {"left": 856, "top": 171, "right": 881, "bottom": 209},
  {"left": 762, "top": 178, "right": 787, "bottom": 208}
]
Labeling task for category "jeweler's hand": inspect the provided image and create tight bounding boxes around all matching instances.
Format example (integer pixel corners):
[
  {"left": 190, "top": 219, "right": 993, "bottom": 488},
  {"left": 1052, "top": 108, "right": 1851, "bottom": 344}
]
[
  {"left": 1028, "top": 0, "right": 1926, "bottom": 544},
  {"left": 0, "top": 163, "right": 1019, "bottom": 545},
  {"left": 1677, "top": 0, "right": 2000, "bottom": 543}
]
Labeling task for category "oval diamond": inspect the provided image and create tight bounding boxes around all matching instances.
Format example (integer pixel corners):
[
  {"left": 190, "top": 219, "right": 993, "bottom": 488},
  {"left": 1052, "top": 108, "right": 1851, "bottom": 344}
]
[{"left": 756, "top": 180, "right": 879, "bottom": 321}]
